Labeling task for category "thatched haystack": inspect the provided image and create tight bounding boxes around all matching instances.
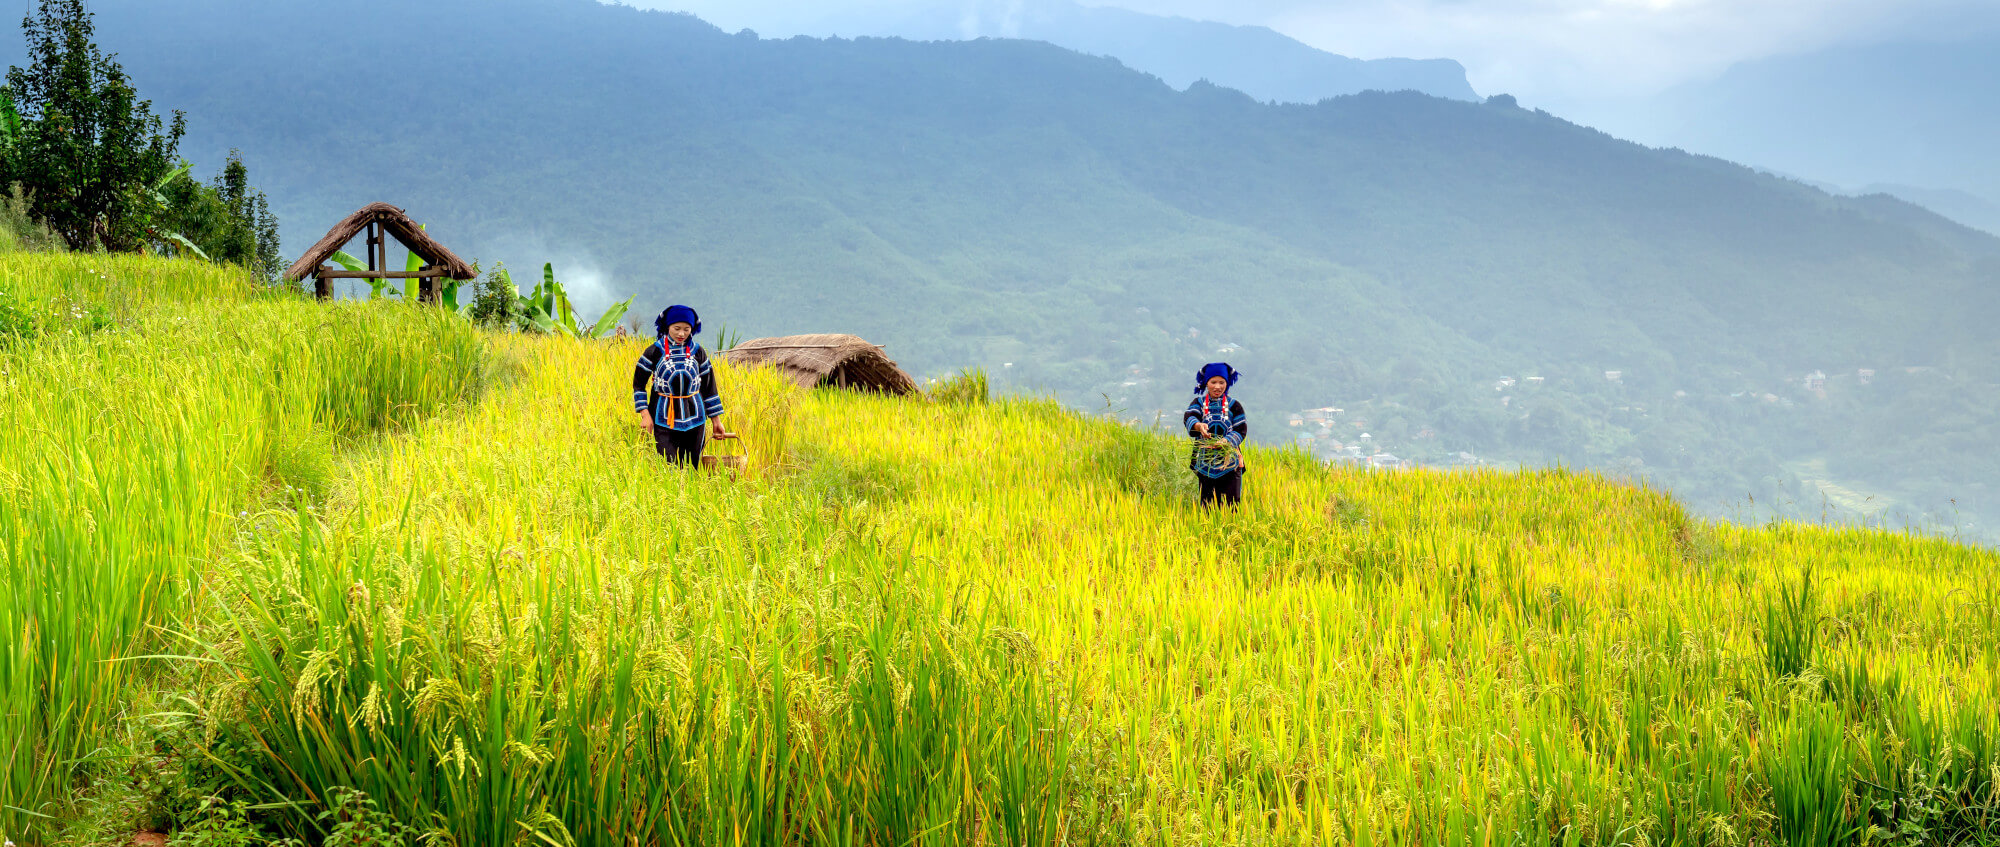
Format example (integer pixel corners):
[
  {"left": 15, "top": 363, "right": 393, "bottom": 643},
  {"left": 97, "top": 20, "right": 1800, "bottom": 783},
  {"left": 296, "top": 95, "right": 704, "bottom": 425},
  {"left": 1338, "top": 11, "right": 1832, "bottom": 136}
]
[{"left": 722, "top": 334, "right": 919, "bottom": 395}]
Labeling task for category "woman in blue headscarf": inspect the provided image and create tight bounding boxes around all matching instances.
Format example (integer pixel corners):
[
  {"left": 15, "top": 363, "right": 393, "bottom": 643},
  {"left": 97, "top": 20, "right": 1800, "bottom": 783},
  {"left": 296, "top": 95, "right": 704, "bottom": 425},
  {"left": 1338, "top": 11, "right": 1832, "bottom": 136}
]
[
  {"left": 632, "top": 305, "right": 734, "bottom": 466},
  {"left": 1184, "top": 362, "right": 1247, "bottom": 507}
]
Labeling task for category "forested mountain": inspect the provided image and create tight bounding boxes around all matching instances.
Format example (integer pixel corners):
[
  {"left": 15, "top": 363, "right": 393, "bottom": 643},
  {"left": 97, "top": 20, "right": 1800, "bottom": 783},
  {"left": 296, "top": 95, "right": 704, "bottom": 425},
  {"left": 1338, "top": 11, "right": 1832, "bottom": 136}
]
[
  {"left": 21, "top": 0, "right": 1998, "bottom": 538},
  {"left": 705, "top": 0, "right": 1480, "bottom": 104}
]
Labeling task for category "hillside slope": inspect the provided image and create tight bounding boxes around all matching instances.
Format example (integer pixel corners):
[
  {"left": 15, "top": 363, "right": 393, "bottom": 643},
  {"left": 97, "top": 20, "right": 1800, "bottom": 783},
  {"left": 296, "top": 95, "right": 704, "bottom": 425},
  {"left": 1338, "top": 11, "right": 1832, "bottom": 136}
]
[
  {"left": 8, "top": 0, "right": 1997, "bottom": 535},
  {"left": 4, "top": 254, "right": 2000, "bottom": 843}
]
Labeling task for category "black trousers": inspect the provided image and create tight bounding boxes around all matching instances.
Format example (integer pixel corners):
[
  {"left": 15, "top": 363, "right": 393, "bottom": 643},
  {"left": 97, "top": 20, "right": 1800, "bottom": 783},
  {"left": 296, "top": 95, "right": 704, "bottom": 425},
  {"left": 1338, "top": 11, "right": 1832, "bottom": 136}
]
[
  {"left": 653, "top": 424, "right": 706, "bottom": 466},
  {"left": 1198, "top": 470, "right": 1242, "bottom": 507}
]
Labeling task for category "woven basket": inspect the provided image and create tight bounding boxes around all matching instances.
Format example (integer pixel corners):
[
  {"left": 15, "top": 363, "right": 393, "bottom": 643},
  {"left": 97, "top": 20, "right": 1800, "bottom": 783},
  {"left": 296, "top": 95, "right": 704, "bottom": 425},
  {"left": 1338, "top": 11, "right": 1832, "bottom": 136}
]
[{"left": 701, "top": 436, "right": 748, "bottom": 473}]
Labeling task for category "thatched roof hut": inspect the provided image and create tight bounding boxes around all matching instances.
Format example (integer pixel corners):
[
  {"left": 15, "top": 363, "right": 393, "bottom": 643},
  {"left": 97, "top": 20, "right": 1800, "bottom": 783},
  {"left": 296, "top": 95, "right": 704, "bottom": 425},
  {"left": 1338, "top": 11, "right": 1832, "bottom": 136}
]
[
  {"left": 722, "top": 334, "right": 919, "bottom": 395},
  {"left": 283, "top": 203, "right": 476, "bottom": 302}
]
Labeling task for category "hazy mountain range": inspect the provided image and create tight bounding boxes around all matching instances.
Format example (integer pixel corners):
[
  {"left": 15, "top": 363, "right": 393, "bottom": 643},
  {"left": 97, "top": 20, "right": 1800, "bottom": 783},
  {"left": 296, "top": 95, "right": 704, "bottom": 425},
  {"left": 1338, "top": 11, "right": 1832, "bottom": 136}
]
[
  {"left": 10, "top": 0, "right": 1996, "bottom": 538},
  {"left": 758, "top": 0, "right": 1480, "bottom": 104},
  {"left": 708, "top": 1, "right": 1996, "bottom": 236},
  {"left": 1556, "top": 36, "right": 2000, "bottom": 236}
]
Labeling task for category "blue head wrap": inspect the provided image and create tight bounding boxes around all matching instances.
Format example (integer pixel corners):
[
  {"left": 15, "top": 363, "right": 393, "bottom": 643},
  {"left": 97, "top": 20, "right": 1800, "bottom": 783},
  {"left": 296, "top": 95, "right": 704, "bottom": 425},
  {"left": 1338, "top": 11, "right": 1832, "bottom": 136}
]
[
  {"left": 1195, "top": 362, "right": 1239, "bottom": 393},
  {"left": 655, "top": 305, "right": 701, "bottom": 336}
]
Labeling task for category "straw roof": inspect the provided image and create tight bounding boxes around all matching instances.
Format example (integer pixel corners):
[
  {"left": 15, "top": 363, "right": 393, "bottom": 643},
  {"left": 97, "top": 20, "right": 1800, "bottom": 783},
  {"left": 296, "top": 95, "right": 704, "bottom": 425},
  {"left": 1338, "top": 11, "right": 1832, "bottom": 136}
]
[
  {"left": 282, "top": 202, "right": 477, "bottom": 282},
  {"left": 722, "top": 334, "right": 919, "bottom": 395}
]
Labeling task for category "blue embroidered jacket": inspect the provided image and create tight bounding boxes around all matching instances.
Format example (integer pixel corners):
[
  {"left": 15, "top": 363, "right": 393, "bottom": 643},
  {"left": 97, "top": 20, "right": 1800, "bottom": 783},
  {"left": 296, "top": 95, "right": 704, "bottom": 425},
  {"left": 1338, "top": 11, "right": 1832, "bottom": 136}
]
[
  {"left": 632, "top": 339, "right": 725, "bottom": 431},
  {"left": 1184, "top": 394, "right": 1247, "bottom": 478}
]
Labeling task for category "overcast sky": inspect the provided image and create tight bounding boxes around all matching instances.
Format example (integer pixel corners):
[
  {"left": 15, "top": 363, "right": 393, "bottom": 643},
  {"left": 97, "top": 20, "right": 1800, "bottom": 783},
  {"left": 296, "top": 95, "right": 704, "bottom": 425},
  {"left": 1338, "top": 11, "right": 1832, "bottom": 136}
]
[{"left": 621, "top": 0, "right": 1998, "bottom": 112}]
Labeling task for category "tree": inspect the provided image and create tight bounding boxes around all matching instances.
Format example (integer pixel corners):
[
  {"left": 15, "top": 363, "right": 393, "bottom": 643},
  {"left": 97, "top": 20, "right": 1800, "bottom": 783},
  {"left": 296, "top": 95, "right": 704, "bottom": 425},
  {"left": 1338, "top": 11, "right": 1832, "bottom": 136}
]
[
  {"left": 2, "top": 0, "right": 184, "bottom": 250},
  {"left": 157, "top": 150, "right": 283, "bottom": 277}
]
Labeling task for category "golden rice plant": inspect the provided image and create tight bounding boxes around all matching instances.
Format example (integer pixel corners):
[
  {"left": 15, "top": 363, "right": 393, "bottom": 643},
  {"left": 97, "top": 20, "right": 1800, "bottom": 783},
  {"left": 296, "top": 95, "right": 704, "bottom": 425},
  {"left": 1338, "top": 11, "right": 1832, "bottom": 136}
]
[{"left": 3, "top": 252, "right": 1997, "bottom": 846}]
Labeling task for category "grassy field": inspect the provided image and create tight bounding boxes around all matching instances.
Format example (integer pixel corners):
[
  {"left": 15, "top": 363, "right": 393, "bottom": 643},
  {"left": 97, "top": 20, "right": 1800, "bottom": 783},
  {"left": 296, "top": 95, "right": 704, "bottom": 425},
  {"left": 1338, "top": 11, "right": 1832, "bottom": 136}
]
[{"left": 1, "top": 252, "right": 1997, "bottom": 845}]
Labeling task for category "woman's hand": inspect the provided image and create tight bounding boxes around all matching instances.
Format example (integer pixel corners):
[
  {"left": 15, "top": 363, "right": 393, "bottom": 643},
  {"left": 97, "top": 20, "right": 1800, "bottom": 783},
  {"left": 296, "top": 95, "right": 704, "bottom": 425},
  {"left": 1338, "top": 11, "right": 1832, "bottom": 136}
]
[
  {"left": 636, "top": 411, "right": 652, "bottom": 430},
  {"left": 1194, "top": 422, "right": 1211, "bottom": 438},
  {"left": 711, "top": 423, "right": 737, "bottom": 440}
]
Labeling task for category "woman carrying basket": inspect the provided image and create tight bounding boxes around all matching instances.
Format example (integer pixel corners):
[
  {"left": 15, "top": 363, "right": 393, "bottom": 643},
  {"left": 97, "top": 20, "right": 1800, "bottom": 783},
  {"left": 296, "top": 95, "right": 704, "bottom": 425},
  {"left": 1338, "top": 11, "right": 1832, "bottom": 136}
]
[
  {"left": 633, "top": 305, "right": 735, "bottom": 466},
  {"left": 1185, "top": 362, "right": 1247, "bottom": 507}
]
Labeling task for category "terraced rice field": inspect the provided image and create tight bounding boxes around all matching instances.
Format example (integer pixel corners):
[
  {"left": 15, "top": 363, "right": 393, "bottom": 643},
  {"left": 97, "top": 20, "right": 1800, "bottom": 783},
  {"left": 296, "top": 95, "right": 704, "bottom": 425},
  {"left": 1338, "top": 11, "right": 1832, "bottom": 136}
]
[{"left": 2, "top": 253, "right": 1996, "bottom": 845}]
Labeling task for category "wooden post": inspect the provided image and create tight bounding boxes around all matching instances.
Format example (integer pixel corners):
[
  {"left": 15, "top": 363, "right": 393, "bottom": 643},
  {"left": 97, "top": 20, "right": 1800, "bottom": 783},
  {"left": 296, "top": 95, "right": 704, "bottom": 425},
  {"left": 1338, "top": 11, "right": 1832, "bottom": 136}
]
[
  {"left": 314, "top": 271, "right": 331, "bottom": 300},
  {"left": 419, "top": 266, "right": 438, "bottom": 304}
]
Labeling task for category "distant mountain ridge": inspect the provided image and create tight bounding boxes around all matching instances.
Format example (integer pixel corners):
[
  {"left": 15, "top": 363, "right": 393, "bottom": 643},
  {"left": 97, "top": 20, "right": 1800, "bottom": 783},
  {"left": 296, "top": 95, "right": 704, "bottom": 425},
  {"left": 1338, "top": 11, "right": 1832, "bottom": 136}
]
[
  {"left": 1599, "top": 36, "right": 2000, "bottom": 235},
  {"left": 676, "top": 0, "right": 1480, "bottom": 103},
  {"left": 11, "top": 0, "right": 1996, "bottom": 537},
  {"left": 1852, "top": 184, "right": 2000, "bottom": 238}
]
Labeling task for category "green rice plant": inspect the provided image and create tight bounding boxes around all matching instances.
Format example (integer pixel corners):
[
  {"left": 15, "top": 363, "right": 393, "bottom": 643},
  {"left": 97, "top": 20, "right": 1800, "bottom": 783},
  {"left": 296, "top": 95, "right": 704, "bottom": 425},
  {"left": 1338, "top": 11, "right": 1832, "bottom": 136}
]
[
  {"left": 0, "top": 287, "right": 36, "bottom": 343},
  {"left": 0, "top": 254, "right": 487, "bottom": 842},
  {"left": 1764, "top": 567, "right": 1822, "bottom": 680},
  {"left": 1092, "top": 416, "right": 1193, "bottom": 499},
  {"left": 927, "top": 368, "right": 989, "bottom": 405},
  {"left": 8, "top": 251, "right": 2000, "bottom": 845},
  {"left": 1764, "top": 702, "right": 1858, "bottom": 847}
]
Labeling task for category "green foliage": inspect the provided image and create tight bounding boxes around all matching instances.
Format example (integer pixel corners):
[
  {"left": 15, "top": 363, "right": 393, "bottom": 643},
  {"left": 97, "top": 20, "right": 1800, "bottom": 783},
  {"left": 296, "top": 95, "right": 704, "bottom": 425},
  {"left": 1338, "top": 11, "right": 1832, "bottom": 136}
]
[
  {"left": 1, "top": 0, "right": 185, "bottom": 251},
  {"left": 1763, "top": 567, "right": 1821, "bottom": 680},
  {"left": 516, "top": 262, "right": 631, "bottom": 339},
  {"left": 465, "top": 262, "right": 521, "bottom": 329},
  {"left": 0, "top": 286, "right": 36, "bottom": 344},
  {"left": 710, "top": 322, "right": 743, "bottom": 351},
  {"left": 0, "top": 184, "right": 60, "bottom": 252},
  {"left": 1764, "top": 704, "right": 1858, "bottom": 847},
  {"left": 1093, "top": 417, "right": 1193, "bottom": 499},
  {"left": 317, "top": 788, "right": 417, "bottom": 847},
  {"left": 173, "top": 796, "right": 296, "bottom": 847},
  {"left": 927, "top": 367, "right": 989, "bottom": 405},
  {"left": 326, "top": 249, "right": 389, "bottom": 300},
  {"left": 0, "top": 253, "right": 487, "bottom": 840},
  {"left": 153, "top": 152, "right": 283, "bottom": 278},
  {"left": 0, "top": 4, "right": 278, "bottom": 274},
  {"left": 0, "top": 83, "right": 20, "bottom": 149}
]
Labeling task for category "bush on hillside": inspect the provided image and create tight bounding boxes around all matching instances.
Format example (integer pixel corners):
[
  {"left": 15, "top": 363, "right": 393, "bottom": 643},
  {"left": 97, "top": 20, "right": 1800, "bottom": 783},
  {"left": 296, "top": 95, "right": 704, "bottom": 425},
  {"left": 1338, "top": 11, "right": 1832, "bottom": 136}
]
[
  {"left": 0, "top": 184, "right": 60, "bottom": 252},
  {"left": 0, "top": 287, "right": 36, "bottom": 344},
  {"left": 928, "top": 368, "right": 989, "bottom": 405}
]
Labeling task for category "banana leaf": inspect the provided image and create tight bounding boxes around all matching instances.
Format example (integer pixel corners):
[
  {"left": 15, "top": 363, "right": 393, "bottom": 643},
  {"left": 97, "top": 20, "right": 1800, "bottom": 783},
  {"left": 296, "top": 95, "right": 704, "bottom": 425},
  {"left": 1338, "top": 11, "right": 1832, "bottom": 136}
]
[
  {"left": 539, "top": 264, "right": 558, "bottom": 320},
  {"left": 1, "top": 87, "right": 22, "bottom": 148},
  {"left": 542, "top": 263, "right": 580, "bottom": 333},
  {"left": 164, "top": 233, "right": 211, "bottom": 261},
  {"left": 516, "top": 269, "right": 561, "bottom": 335},
  {"left": 146, "top": 161, "right": 194, "bottom": 208},
  {"left": 330, "top": 250, "right": 391, "bottom": 300},
  {"left": 586, "top": 296, "right": 634, "bottom": 339},
  {"left": 404, "top": 241, "right": 422, "bottom": 302}
]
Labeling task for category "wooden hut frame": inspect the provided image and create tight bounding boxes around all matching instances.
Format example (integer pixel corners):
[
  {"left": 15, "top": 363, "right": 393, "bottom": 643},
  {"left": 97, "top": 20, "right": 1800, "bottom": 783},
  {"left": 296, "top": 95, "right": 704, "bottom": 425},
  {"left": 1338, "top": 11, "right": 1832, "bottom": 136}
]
[
  {"left": 721, "top": 334, "right": 920, "bottom": 395},
  {"left": 282, "top": 203, "right": 477, "bottom": 302}
]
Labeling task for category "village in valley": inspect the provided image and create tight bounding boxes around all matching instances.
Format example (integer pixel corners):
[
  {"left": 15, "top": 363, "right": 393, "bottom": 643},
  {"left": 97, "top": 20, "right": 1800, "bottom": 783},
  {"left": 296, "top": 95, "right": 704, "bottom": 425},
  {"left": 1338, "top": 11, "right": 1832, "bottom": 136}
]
[{"left": 1109, "top": 323, "right": 1917, "bottom": 474}]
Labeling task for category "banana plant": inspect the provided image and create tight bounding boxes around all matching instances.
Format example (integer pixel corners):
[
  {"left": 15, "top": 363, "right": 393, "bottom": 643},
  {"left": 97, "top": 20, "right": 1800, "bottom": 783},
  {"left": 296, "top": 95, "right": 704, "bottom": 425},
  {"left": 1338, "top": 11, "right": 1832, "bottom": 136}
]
[
  {"left": 511, "top": 263, "right": 631, "bottom": 339},
  {"left": 144, "top": 161, "right": 193, "bottom": 208},
  {"left": 397, "top": 224, "right": 468, "bottom": 309},
  {"left": 1, "top": 86, "right": 22, "bottom": 153},
  {"left": 136, "top": 160, "right": 215, "bottom": 261},
  {"left": 164, "top": 233, "right": 211, "bottom": 261},
  {"left": 328, "top": 249, "right": 393, "bottom": 300}
]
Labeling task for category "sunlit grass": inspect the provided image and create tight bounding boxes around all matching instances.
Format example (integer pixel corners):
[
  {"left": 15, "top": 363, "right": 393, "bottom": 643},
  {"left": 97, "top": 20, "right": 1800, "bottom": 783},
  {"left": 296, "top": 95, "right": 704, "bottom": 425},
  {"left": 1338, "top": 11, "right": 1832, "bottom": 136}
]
[{"left": 2, "top": 252, "right": 1996, "bottom": 845}]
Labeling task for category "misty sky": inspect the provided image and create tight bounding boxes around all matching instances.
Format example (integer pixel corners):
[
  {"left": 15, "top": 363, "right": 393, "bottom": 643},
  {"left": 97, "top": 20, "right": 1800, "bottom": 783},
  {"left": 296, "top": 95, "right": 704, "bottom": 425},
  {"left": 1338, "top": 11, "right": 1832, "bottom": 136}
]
[{"left": 620, "top": 0, "right": 1998, "bottom": 112}]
